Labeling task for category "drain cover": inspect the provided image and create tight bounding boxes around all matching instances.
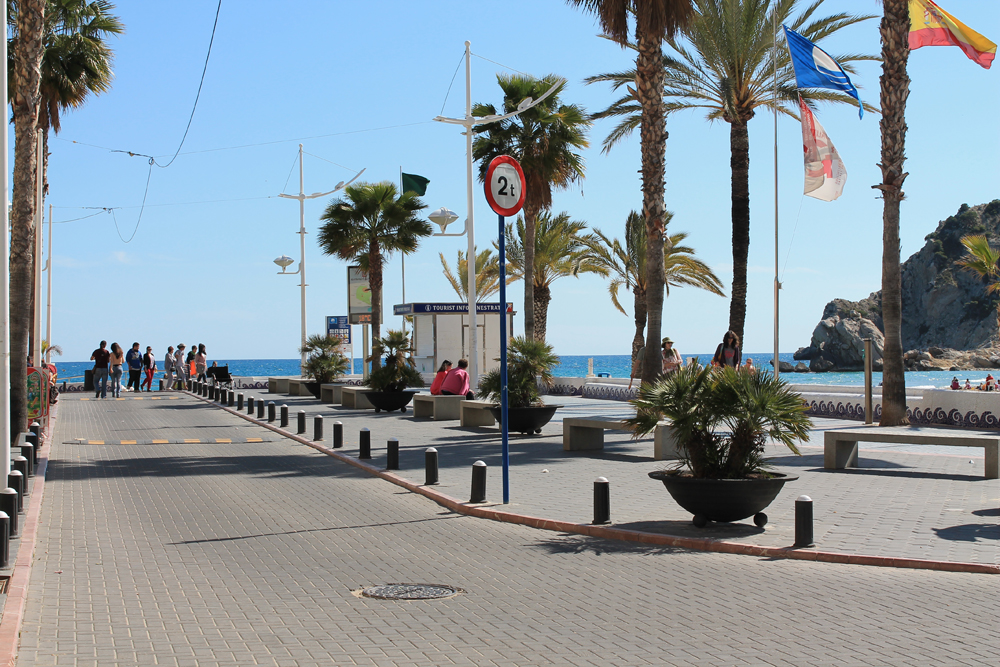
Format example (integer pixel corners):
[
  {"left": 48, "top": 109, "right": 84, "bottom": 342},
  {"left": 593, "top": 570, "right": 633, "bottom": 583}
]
[{"left": 361, "top": 584, "right": 462, "bottom": 600}]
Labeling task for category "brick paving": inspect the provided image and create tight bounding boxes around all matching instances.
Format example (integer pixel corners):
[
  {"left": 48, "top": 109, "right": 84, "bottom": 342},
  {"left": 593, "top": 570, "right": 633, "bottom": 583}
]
[{"left": 12, "top": 392, "right": 1000, "bottom": 666}]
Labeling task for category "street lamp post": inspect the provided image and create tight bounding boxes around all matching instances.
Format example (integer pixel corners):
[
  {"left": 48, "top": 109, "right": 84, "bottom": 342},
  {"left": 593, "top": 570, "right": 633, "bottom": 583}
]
[
  {"left": 277, "top": 144, "right": 363, "bottom": 372},
  {"left": 432, "top": 41, "right": 562, "bottom": 387}
]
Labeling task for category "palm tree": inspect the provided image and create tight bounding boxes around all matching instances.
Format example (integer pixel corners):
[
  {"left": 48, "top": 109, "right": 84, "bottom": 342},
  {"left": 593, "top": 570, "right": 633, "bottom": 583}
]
[
  {"left": 472, "top": 73, "right": 590, "bottom": 342},
  {"left": 499, "top": 211, "right": 605, "bottom": 342},
  {"left": 439, "top": 248, "right": 505, "bottom": 302},
  {"left": 567, "top": 0, "right": 694, "bottom": 385},
  {"left": 876, "top": 0, "right": 910, "bottom": 426},
  {"left": 586, "top": 0, "right": 876, "bottom": 344},
  {"left": 580, "top": 210, "right": 725, "bottom": 369},
  {"left": 317, "top": 182, "right": 431, "bottom": 371},
  {"left": 956, "top": 235, "right": 1000, "bottom": 337}
]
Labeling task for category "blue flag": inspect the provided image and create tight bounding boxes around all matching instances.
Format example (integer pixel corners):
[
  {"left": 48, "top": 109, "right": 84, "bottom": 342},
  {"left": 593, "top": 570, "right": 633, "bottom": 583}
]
[{"left": 783, "top": 25, "right": 863, "bottom": 118}]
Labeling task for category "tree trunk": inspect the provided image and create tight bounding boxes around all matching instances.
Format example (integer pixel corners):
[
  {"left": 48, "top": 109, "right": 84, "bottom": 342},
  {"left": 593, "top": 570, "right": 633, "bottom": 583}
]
[
  {"left": 632, "top": 286, "right": 648, "bottom": 360},
  {"left": 11, "top": 0, "right": 47, "bottom": 439},
  {"left": 636, "top": 30, "right": 667, "bottom": 386},
  {"left": 522, "top": 204, "right": 538, "bottom": 341},
  {"left": 368, "top": 243, "right": 382, "bottom": 372},
  {"left": 533, "top": 283, "right": 550, "bottom": 343},
  {"left": 729, "top": 121, "right": 751, "bottom": 343},
  {"left": 876, "top": 0, "right": 910, "bottom": 426}
]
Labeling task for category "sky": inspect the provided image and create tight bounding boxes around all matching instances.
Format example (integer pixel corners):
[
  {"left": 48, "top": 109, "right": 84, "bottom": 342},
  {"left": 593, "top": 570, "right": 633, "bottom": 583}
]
[{"left": 30, "top": 0, "right": 1000, "bottom": 362}]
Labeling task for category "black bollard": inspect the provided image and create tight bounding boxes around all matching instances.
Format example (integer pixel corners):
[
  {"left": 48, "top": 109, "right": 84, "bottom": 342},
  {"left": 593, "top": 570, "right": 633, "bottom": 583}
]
[
  {"left": 386, "top": 438, "right": 399, "bottom": 470},
  {"left": 257, "top": 399, "right": 265, "bottom": 419},
  {"left": 794, "top": 495, "right": 814, "bottom": 548},
  {"left": 297, "top": 411, "right": 306, "bottom": 435},
  {"left": 237, "top": 393, "right": 244, "bottom": 411},
  {"left": 8, "top": 471, "right": 23, "bottom": 512},
  {"left": 470, "top": 460, "right": 487, "bottom": 503},
  {"left": 247, "top": 396, "right": 255, "bottom": 414},
  {"left": 359, "top": 428, "right": 371, "bottom": 459},
  {"left": 25, "top": 432, "right": 38, "bottom": 465},
  {"left": 280, "top": 405, "right": 289, "bottom": 428},
  {"left": 0, "top": 489, "right": 16, "bottom": 537},
  {"left": 0, "top": 511, "right": 8, "bottom": 567},
  {"left": 593, "top": 477, "right": 611, "bottom": 525},
  {"left": 333, "top": 421, "right": 343, "bottom": 448},
  {"left": 267, "top": 402, "right": 276, "bottom": 423},
  {"left": 12, "top": 457, "right": 29, "bottom": 489},
  {"left": 20, "top": 440, "right": 35, "bottom": 475},
  {"left": 424, "top": 447, "right": 439, "bottom": 486},
  {"left": 30, "top": 422, "right": 40, "bottom": 445},
  {"left": 159, "top": 379, "right": 164, "bottom": 391},
  {"left": 313, "top": 415, "right": 324, "bottom": 441},
  {"left": 228, "top": 391, "right": 235, "bottom": 408}
]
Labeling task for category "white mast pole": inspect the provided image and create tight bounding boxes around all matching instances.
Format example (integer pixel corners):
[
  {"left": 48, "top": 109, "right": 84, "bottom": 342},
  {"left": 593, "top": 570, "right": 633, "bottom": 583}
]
[{"left": 773, "top": 9, "right": 781, "bottom": 379}]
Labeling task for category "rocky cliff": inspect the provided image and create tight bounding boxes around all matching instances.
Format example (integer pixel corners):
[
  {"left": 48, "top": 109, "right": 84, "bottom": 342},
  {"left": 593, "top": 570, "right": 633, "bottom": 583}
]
[{"left": 798, "top": 200, "right": 1000, "bottom": 369}]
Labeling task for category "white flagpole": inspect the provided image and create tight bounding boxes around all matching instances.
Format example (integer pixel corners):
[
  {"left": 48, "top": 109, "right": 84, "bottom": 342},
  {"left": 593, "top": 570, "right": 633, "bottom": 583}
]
[{"left": 773, "top": 9, "right": 781, "bottom": 379}]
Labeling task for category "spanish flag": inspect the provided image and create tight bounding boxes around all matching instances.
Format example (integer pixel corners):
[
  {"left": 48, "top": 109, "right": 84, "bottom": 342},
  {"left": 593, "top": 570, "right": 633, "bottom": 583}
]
[{"left": 909, "top": 0, "right": 996, "bottom": 70}]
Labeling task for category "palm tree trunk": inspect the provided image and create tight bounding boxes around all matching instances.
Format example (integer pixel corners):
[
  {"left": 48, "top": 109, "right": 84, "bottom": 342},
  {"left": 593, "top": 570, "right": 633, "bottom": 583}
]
[
  {"left": 523, "top": 204, "right": 538, "bottom": 341},
  {"left": 11, "top": 0, "right": 47, "bottom": 439},
  {"left": 533, "top": 283, "right": 550, "bottom": 343},
  {"left": 368, "top": 243, "right": 382, "bottom": 372},
  {"left": 729, "top": 121, "right": 750, "bottom": 343},
  {"left": 876, "top": 0, "right": 910, "bottom": 426},
  {"left": 636, "top": 30, "right": 667, "bottom": 386},
  {"left": 632, "top": 286, "right": 648, "bottom": 359}
]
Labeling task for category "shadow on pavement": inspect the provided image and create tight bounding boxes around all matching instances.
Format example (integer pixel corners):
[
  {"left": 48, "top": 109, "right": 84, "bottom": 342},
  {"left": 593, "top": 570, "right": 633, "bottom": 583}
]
[
  {"left": 611, "top": 519, "right": 765, "bottom": 540},
  {"left": 931, "top": 523, "right": 1000, "bottom": 542},
  {"left": 530, "top": 533, "right": 688, "bottom": 556},
  {"left": 47, "top": 453, "right": 365, "bottom": 481}
]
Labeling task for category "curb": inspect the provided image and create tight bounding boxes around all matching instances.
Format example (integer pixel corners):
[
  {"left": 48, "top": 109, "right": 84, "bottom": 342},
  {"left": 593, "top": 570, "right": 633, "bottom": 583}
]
[
  {"left": 0, "top": 403, "right": 55, "bottom": 667},
  {"left": 192, "top": 392, "right": 1000, "bottom": 576}
]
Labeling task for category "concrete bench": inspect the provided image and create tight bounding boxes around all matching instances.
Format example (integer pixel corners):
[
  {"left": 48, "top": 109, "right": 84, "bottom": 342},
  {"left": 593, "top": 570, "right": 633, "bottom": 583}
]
[
  {"left": 268, "top": 377, "right": 290, "bottom": 393},
  {"left": 413, "top": 394, "right": 465, "bottom": 420},
  {"left": 320, "top": 383, "right": 348, "bottom": 404},
  {"left": 339, "top": 386, "right": 374, "bottom": 410},
  {"left": 562, "top": 417, "right": 680, "bottom": 460},
  {"left": 824, "top": 425, "right": 999, "bottom": 479},
  {"left": 460, "top": 400, "right": 496, "bottom": 427},
  {"left": 287, "top": 379, "right": 315, "bottom": 397}
]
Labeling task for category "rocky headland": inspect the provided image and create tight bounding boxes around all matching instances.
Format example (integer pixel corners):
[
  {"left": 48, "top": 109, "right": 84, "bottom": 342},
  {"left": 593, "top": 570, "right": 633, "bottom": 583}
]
[{"left": 796, "top": 200, "right": 1000, "bottom": 373}]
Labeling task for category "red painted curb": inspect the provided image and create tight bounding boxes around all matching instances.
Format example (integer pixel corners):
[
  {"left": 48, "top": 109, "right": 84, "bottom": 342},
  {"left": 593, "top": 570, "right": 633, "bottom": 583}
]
[{"left": 198, "top": 393, "right": 1000, "bottom": 576}]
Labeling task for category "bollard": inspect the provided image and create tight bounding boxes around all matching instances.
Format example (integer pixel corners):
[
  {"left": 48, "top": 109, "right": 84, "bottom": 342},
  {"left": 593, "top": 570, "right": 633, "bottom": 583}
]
[
  {"left": 8, "top": 471, "right": 23, "bottom": 512},
  {"left": 159, "top": 379, "right": 164, "bottom": 391},
  {"left": 333, "top": 422, "right": 343, "bottom": 448},
  {"left": 214, "top": 387, "right": 221, "bottom": 401},
  {"left": 25, "top": 432, "right": 38, "bottom": 466},
  {"left": 424, "top": 447, "right": 439, "bottom": 486},
  {"left": 359, "top": 428, "right": 371, "bottom": 459},
  {"left": 313, "top": 415, "right": 324, "bottom": 441},
  {"left": 12, "top": 457, "right": 29, "bottom": 489},
  {"left": 280, "top": 405, "right": 289, "bottom": 428},
  {"left": 267, "top": 402, "right": 276, "bottom": 423},
  {"left": 0, "top": 511, "right": 8, "bottom": 567},
  {"left": 386, "top": 438, "right": 399, "bottom": 470},
  {"left": 228, "top": 391, "right": 235, "bottom": 408},
  {"left": 470, "top": 460, "right": 487, "bottom": 503},
  {"left": 0, "top": 490, "right": 15, "bottom": 537},
  {"left": 257, "top": 399, "right": 265, "bottom": 419},
  {"left": 30, "top": 422, "right": 40, "bottom": 444},
  {"left": 247, "top": 396, "right": 255, "bottom": 414},
  {"left": 19, "top": 444, "right": 34, "bottom": 477},
  {"left": 297, "top": 411, "right": 306, "bottom": 435},
  {"left": 237, "top": 393, "right": 244, "bottom": 411},
  {"left": 794, "top": 495, "right": 814, "bottom": 548},
  {"left": 221, "top": 388, "right": 229, "bottom": 404},
  {"left": 593, "top": 477, "right": 611, "bottom": 525}
]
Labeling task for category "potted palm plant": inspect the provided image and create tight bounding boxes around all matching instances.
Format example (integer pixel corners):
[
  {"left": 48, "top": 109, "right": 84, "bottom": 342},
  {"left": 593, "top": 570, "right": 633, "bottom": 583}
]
[
  {"left": 628, "top": 365, "right": 810, "bottom": 527},
  {"left": 478, "top": 336, "right": 562, "bottom": 434},
  {"left": 300, "top": 335, "right": 350, "bottom": 398},
  {"left": 363, "top": 330, "right": 423, "bottom": 413}
]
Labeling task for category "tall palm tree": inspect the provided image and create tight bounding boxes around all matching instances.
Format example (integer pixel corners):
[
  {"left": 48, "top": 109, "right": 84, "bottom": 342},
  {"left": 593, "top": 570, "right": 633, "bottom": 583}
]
[
  {"left": 439, "top": 248, "right": 505, "bottom": 302},
  {"left": 472, "top": 73, "right": 590, "bottom": 342},
  {"left": 567, "top": 0, "right": 694, "bottom": 385},
  {"left": 580, "top": 210, "right": 725, "bottom": 367},
  {"left": 876, "top": 0, "right": 909, "bottom": 426},
  {"left": 499, "top": 211, "right": 606, "bottom": 342},
  {"left": 317, "top": 182, "right": 431, "bottom": 371},
  {"left": 956, "top": 235, "right": 1000, "bottom": 337},
  {"left": 586, "top": 0, "right": 876, "bottom": 344}
]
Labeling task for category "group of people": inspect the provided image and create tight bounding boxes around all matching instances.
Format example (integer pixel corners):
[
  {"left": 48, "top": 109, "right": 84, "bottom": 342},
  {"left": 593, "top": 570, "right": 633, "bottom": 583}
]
[
  {"left": 951, "top": 375, "right": 995, "bottom": 391},
  {"left": 90, "top": 340, "right": 210, "bottom": 399},
  {"left": 428, "top": 359, "right": 476, "bottom": 399},
  {"left": 629, "top": 330, "right": 751, "bottom": 388}
]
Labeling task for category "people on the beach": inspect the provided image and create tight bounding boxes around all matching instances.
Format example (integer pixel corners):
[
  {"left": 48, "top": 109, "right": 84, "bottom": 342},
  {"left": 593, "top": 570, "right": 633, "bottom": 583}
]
[
  {"left": 108, "top": 342, "right": 125, "bottom": 398},
  {"left": 142, "top": 346, "right": 157, "bottom": 392},
  {"left": 951, "top": 376, "right": 961, "bottom": 390},
  {"left": 430, "top": 360, "right": 452, "bottom": 395},
  {"left": 712, "top": 331, "right": 742, "bottom": 368},
  {"left": 187, "top": 345, "right": 197, "bottom": 379},
  {"left": 174, "top": 344, "right": 188, "bottom": 389},
  {"left": 965, "top": 378, "right": 972, "bottom": 390},
  {"left": 196, "top": 344, "right": 208, "bottom": 382},
  {"left": 91, "top": 340, "right": 110, "bottom": 399},
  {"left": 661, "top": 337, "right": 681, "bottom": 375},
  {"left": 986, "top": 374, "right": 995, "bottom": 391},
  {"left": 125, "top": 342, "right": 143, "bottom": 392},
  {"left": 163, "top": 346, "right": 175, "bottom": 391},
  {"left": 440, "top": 358, "right": 475, "bottom": 400}
]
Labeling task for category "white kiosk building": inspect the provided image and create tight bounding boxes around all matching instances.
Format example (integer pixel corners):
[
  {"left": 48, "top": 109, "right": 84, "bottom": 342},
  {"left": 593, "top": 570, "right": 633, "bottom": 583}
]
[{"left": 394, "top": 302, "right": 515, "bottom": 375}]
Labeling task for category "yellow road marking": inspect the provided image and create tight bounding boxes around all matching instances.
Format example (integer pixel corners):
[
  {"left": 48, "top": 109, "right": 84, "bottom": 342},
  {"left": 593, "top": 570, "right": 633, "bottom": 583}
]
[
  {"left": 183, "top": 439, "right": 200, "bottom": 444},
  {"left": 214, "top": 438, "right": 231, "bottom": 443},
  {"left": 169, "top": 397, "right": 180, "bottom": 400},
  {"left": 81, "top": 398, "right": 90, "bottom": 401},
  {"left": 246, "top": 438, "right": 263, "bottom": 443},
  {"left": 88, "top": 440, "right": 104, "bottom": 445},
  {"left": 151, "top": 439, "right": 168, "bottom": 444},
  {"left": 151, "top": 397, "right": 161, "bottom": 400},
  {"left": 120, "top": 440, "right": 137, "bottom": 445},
  {"left": 134, "top": 397, "right": 143, "bottom": 400}
]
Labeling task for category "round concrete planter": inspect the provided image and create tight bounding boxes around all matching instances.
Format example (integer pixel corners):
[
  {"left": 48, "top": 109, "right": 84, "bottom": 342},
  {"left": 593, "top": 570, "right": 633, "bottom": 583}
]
[
  {"left": 648, "top": 470, "right": 798, "bottom": 527},
  {"left": 362, "top": 390, "right": 418, "bottom": 413},
  {"left": 488, "top": 405, "right": 561, "bottom": 435}
]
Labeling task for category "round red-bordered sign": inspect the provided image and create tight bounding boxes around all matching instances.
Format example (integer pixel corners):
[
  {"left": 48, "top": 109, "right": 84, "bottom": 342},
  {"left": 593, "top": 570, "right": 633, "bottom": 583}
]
[{"left": 484, "top": 156, "right": 526, "bottom": 217}]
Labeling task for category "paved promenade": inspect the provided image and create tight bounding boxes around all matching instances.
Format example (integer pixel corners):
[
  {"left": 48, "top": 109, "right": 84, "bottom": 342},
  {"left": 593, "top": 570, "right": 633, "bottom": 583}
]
[{"left": 10, "top": 391, "right": 1000, "bottom": 666}]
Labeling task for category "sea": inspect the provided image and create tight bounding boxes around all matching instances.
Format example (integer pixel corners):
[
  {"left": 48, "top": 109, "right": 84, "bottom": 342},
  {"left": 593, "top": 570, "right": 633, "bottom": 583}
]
[{"left": 49, "top": 353, "right": 974, "bottom": 389}]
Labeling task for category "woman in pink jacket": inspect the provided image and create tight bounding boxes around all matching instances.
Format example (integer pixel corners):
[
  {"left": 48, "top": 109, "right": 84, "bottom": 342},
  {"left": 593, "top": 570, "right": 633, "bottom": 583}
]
[{"left": 440, "top": 359, "right": 475, "bottom": 399}]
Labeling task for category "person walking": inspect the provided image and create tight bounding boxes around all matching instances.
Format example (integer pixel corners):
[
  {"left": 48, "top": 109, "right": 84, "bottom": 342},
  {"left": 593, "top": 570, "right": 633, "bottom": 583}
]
[
  {"left": 108, "top": 342, "right": 125, "bottom": 398},
  {"left": 195, "top": 344, "right": 208, "bottom": 382},
  {"left": 712, "top": 331, "right": 742, "bottom": 368},
  {"left": 142, "top": 346, "right": 157, "bottom": 392},
  {"left": 125, "top": 342, "right": 143, "bottom": 392},
  {"left": 174, "top": 344, "right": 188, "bottom": 389},
  {"left": 90, "top": 340, "right": 111, "bottom": 399},
  {"left": 661, "top": 338, "right": 682, "bottom": 375},
  {"left": 163, "top": 346, "right": 175, "bottom": 391},
  {"left": 440, "top": 358, "right": 475, "bottom": 400}
]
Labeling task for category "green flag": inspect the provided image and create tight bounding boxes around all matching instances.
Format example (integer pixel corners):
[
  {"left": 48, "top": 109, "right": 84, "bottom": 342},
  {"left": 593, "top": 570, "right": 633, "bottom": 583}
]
[{"left": 401, "top": 172, "right": 430, "bottom": 196}]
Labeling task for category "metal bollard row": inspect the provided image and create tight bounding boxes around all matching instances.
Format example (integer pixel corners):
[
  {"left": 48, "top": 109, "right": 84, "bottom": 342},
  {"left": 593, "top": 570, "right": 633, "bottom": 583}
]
[
  {"left": 359, "top": 428, "right": 371, "bottom": 459},
  {"left": 386, "top": 438, "right": 399, "bottom": 470}
]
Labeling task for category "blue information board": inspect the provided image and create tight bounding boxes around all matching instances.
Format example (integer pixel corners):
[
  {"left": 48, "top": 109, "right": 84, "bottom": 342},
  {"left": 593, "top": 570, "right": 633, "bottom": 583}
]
[{"left": 326, "top": 316, "right": 351, "bottom": 343}]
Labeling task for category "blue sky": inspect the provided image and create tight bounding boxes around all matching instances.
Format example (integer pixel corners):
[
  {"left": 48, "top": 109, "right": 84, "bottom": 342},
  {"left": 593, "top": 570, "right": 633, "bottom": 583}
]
[{"left": 34, "top": 0, "right": 999, "bottom": 362}]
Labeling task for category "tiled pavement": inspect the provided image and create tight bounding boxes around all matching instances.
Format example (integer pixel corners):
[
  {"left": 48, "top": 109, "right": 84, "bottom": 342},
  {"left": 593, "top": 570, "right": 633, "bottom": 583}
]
[{"left": 12, "top": 392, "right": 1000, "bottom": 666}]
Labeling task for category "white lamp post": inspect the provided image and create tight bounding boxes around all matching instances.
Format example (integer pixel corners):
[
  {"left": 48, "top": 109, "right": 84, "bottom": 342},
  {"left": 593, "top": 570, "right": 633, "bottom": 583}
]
[
  {"left": 277, "top": 144, "right": 364, "bottom": 372},
  {"left": 432, "top": 41, "right": 562, "bottom": 386}
]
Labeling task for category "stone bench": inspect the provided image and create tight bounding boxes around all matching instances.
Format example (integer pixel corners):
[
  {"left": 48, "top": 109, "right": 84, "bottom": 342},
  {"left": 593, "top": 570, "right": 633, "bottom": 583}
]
[
  {"left": 287, "top": 379, "right": 315, "bottom": 397},
  {"left": 562, "top": 417, "right": 681, "bottom": 460},
  {"left": 460, "top": 400, "right": 496, "bottom": 427},
  {"left": 824, "top": 425, "right": 999, "bottom": 478},
  {"left": 268, "top": 377, "right": 290, "bottom": 393},
  {"left": 413, "top": 394, "right": 465, "bottom": 420},
  {"left": 320, "top": 383, "right": 349, "bottom": 404},
  {"left": 339, "top": 386, "right": 374, "bottom": 410}
]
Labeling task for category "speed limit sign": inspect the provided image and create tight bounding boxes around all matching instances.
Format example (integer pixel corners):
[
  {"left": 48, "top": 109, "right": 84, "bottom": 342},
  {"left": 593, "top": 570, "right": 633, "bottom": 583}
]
[{"left": 484, "top": 155, "right": 526, "bottom": 217}]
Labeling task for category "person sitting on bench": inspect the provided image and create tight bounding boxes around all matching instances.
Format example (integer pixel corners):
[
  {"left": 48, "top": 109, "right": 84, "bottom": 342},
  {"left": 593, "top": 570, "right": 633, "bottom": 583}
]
[{"left": 440, "top": 359, "right": 475, "bottom": 400}]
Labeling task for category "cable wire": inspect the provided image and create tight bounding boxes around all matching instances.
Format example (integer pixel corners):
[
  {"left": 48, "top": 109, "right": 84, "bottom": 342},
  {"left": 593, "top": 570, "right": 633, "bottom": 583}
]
[
  {"left": 780, "top": 194, "right": 806, "bottom": 281},
  {"left": 281, "top": 151, "right": 299, "bottom": 193},
  {"left": 440, "top": 52, "right": 465, "bottom": 115},
  {"left": 302, "top": 151, "right": 357, "bottom": 172},
  {"left": 110, "top": 158, "right": 154, "bottom": 243},
  {"left": 471, "top": 52, "right": 530, "bottom": 77}
]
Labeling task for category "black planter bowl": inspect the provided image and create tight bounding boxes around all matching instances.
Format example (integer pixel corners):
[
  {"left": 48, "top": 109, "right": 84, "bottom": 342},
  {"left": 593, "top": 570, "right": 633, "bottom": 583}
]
[
  {"left": 648, "top": 470, "right": 798, "bottom": 527},
  {"left": 487, "top": 405, "right": 562, "bottom": 435},
  {"left": 362, "top": 390, "right": 418, "bottom": 413},
  {"left": 304, "top": 381, "right": 321, "bottom": 399}
]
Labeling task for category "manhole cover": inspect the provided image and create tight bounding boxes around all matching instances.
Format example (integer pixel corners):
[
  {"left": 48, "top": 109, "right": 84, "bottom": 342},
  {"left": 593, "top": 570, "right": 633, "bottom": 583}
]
[{"left": 361, "top": 584, "right": 463, "bottom": 600}]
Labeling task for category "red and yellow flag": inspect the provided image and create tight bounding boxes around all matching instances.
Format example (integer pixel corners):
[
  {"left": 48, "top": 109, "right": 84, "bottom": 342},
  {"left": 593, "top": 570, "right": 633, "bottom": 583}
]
[{"left": 909, "top": 0, "right": 996, "bottom": 69}]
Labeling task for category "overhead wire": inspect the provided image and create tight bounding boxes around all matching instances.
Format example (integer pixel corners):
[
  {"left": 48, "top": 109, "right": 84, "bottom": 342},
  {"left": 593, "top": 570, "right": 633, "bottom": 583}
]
[
  {"left": 471, "top": 52, "right": 530, "bottom": 77},
  {"left": 440, "top": 51, "right": 466, "bottom": 115}
]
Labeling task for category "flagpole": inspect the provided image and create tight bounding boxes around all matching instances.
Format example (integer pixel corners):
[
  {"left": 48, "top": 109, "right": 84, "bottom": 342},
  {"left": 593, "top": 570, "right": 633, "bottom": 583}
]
[
  {"left": 400, "top": 166, "right": 406, "bottom": 333},
  {"left": 773, "top": 8, "right": 780, "bottom": 380}
]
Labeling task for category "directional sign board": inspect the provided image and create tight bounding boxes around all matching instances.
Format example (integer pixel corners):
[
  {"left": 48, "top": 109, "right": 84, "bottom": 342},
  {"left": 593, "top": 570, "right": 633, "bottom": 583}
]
[{"left": 484, "top": 155, "right": 526, "bottom": 217}]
